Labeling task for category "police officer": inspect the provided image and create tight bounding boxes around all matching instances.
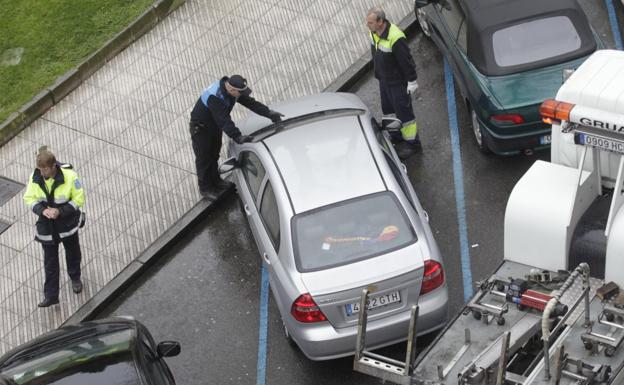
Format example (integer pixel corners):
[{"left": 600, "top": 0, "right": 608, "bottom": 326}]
[
  {"left": 366, "top": 6, "right": 420, "bottom": 158},
  {"left": 23, "top": 148, "right": 85, "bottom": 308},
  {"left": 190, "top": 75, "right": 284, "bottom": 200}
]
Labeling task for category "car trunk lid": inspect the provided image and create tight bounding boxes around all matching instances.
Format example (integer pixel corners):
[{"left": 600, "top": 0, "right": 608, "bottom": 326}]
[
  {"left": 484, "top": 56, "right": 590, "bottom": 116},
  {"left": 299, "top": 243, "right": 424, "bottom": 329}
]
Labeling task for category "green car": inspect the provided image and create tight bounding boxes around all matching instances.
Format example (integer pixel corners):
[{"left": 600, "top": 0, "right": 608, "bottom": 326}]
[{"left": 415, "top": 0, "right": 601, "bottom": 154}]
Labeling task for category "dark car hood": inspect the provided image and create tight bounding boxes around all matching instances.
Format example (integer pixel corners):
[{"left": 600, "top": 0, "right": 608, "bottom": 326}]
[{"left": 482, "top": 56, "right": 590, "bottom": 110}]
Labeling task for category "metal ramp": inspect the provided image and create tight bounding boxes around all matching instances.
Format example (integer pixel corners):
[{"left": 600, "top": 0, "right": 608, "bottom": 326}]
[{"left": 353, "top": 262, "right": 624, "bottom": 385}]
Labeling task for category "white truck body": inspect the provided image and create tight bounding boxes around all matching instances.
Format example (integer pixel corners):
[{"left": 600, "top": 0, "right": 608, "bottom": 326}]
[{"left": 505, "top": 49, "right": 624, "bottom": 287}]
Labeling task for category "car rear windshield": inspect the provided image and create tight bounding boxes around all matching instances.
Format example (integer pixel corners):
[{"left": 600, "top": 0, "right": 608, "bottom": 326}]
[
  {"left": 292, "top": 192, "right": 416, "bottom": 272},
  {"left": 492, "top": 16, "right": 582, "bottom": 68},
  {"left": 1, "top": 329, "right": 140, "bottom": 385}
]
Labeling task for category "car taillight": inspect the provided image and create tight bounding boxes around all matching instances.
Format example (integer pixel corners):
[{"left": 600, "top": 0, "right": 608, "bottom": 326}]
[
  {"left": 420, "top": 260, "right": 444, "bottom": 295},
  {"left": 291, "top": 293, "right": 327, "bottom": 323},
  {"left": 490, "top": 114, "right": 525, "bottom": 125}
]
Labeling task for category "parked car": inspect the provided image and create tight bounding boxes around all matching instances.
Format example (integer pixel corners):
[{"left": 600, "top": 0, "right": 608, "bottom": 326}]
[
  {"left": 414, "top": 0, "right": 601, "bottom": 154},
  {"left": 220, "top": 92, "right": 448, "bottom": 360},
  {"left": 0, "top": 317, "right": 180, "bottom": 385}
]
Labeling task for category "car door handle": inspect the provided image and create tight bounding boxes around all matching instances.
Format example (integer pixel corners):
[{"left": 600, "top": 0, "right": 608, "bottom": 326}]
[
  {"left": 243, "top": 204, "right": 252, "bottom": 216},
  {"left": 400, "top": 163, "right": 407, "bottom": 173},
  {"left": 262, "top": 252, "right": 271, "bottom": 265}
]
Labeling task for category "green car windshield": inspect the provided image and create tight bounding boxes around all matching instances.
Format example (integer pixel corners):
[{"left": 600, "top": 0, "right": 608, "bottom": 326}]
[
  {"left": 1, "top": 329, "right": 139, "bottom": 385},
  {"left": 293, "top": 192, "right": 416, "bottom": 272}
]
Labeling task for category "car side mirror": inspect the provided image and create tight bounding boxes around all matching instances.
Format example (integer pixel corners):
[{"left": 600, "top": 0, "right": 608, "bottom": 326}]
[
  {"left": 218, "top": 157, "right": 239, "bottom": 174},
  {"left": 157, "top": 341, "right": 181, "bottom": 358},
  {"left": 414, "top": 0, "right": 431, "bottom": 8},
  {"left": 380, "top": 116, "right": 402, "bottom": 131}
]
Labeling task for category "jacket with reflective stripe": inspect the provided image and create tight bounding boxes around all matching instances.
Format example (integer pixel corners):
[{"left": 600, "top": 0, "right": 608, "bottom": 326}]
[
  {"left": 190, "top": 77, "right": 272, "bottom": 139},
  {"left": 370, "top": 22, "right": 418, "bottom": 85},
  {"left": 23, "top": 166, "right": 85, "bottom": 244}
]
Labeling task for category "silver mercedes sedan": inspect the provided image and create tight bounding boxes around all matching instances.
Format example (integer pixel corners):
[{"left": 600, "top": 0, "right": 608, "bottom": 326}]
[{"left": 221, "top": 92, "right": 448, "bottom": 360}]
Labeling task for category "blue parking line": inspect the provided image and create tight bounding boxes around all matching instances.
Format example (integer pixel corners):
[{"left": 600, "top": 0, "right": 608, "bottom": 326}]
[
  {"left": 443, "top": 59, "right": 474, "bottom": 302},
  {"left": 605, "top": 0, "right": 623, "bottom": 50},
  {"left": 256, "top": 266, "right": 270, "bottom": 385}
]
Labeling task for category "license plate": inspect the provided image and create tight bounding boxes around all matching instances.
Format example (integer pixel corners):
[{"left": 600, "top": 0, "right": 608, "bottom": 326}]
[
  {"left": 578, "top": 133, "right": 624, "bottom": 154},
  {"left": 539, "top": 134, "right": 552, "bottom": 145},
  {"left": 345, "top": 291, "right": 401, "bottom": 316}
]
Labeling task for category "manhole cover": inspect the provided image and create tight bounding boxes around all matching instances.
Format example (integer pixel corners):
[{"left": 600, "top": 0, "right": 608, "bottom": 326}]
[
  {"left": 0, "top": 176, "right": 24, "bottom": 206},
  {"left": 0, "top": 220, "right": 9, "bottom": 235}
]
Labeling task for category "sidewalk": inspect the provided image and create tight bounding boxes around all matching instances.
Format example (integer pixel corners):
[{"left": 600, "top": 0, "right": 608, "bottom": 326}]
[{"left": 0, "top": 0, "right": 412, "bottom": 354}]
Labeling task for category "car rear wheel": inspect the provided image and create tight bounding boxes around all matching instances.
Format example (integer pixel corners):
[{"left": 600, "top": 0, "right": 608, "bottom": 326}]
[
  {"left": 416, "top": 8, "right": 431, "bottom": 38},
  {"left": 470, "top": 107, "right": 491, "bottom": 153}
]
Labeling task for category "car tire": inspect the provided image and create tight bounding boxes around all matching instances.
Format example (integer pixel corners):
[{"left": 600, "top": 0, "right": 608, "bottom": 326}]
[
  {"left": 415, "top": 7, "right": 431, "bottom": 38},
  {"left": 469, "top": 106, "right": 491, "bottom": 154}
]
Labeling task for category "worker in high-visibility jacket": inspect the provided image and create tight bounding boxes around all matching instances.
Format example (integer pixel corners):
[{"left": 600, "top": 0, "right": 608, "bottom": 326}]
[
  {"left": 366, "top": 6, "right": 420, "bottom": 159},
  {"left": 23, "top": 148, "right": 85, "bottom": 308}
]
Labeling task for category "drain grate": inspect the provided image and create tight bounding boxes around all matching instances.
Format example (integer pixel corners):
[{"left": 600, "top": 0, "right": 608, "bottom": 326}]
[{"left": 0, "top": 176, "right": 24, "bottom": 206}]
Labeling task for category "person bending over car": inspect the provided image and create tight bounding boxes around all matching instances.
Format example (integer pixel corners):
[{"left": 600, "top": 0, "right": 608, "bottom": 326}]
[{"left": 189, "top": 75, "right": 284, "bottom": 200}]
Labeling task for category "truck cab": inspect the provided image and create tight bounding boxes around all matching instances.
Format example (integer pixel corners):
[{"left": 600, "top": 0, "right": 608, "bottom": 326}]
[{"left": 505, "top": 49, "right": 624, "bottom": 284}]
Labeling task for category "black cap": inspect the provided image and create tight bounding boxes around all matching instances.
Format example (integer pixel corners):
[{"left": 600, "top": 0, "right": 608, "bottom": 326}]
[{"left": 227, "top": 75, "right": 251, "bottom": 96}]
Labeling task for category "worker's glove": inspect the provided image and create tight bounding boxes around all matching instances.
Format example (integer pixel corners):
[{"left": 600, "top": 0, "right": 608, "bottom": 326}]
[
  {"left": 233, "top": 135, "right": 252, "bottom": 144},
  {"left": 407, "top": 80, "right": 419, "bottom": 94},
  {"left": 267, "top": 110, "right": 285, "bottom": 123}
]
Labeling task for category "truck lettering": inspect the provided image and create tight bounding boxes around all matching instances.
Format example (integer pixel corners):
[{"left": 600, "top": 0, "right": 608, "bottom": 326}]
[{"left": 579, "top": 117, "right": 624, "bottom": 132}]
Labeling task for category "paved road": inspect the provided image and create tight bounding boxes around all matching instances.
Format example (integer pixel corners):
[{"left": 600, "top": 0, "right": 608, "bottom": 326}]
[{"left": 98, "top": 2, "right": 621, "bottom": 384}]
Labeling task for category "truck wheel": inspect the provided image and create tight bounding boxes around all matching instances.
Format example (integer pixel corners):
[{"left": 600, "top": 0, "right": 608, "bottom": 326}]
[
  {"left": 470, "top": 107, "right": 491, "bottom": 154},
  {"left": 496, "top": 317, "right": 505, "bottom": 326},
  {"left": 415, "top": 8, "right": 431, "bottom": 38},
  {"left": 472, "top": 310, "right": 482, "bottom": 320},
  {"left": 584, "top": 341, "right": 593, "bottom": 350}
]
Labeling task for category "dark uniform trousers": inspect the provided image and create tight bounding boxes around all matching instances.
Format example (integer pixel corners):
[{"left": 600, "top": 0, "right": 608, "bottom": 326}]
[
  {"left": 379, "top": 80, "right": 416, "bottom": 126},
  {"left": 43, "top": 233, "right": 81, "bottom": 300},
  {"left": 190, "top": 122, "right": 223, "bottom": 192}
]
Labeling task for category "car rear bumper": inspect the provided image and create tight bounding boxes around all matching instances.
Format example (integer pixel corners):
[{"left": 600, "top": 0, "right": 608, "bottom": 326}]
[
  {"left": 482, "top": 120, "right": 551, "bottom": 155},
  {"left": 289, "top": 286, "right": 449, "bottom": 361}
]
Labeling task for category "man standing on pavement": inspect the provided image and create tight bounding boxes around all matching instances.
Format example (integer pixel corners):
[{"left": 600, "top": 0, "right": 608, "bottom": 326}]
[
  {"left": 23, "top": 147, "right": 85, "bottom": 308},
  {"left": 189, "top": 75, "right": 284, "bottom": 200},
  {"left": 366, "top": 6, "right": 420, "bottom": 158}
]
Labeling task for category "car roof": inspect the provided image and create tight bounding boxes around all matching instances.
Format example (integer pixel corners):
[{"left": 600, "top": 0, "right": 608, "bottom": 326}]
[
  {"left": 462, "top": 0, "right": 596, "bottom": 76},
  {"left": 0, "top": 318, "right": 138, "bottom": 369},
  {"left": 263, "top": 114, "right": 386, "bottom": 214}
]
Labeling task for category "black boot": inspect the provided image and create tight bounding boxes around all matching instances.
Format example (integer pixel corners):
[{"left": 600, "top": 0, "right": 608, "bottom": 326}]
[{"left": 38, "top": 297, "right": 59, "bottom": 307}]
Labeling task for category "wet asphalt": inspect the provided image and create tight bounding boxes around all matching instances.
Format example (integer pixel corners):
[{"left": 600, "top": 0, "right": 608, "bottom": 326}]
[{"left": 97, "top": 2, "right": 621, "bottom": 384}]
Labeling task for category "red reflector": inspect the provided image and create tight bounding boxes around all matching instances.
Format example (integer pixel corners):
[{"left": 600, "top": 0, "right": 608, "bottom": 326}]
[
  {"left": 420, "top": 260, "right": 444, "bottom": 295},
  {"left": 291, "top": 293, "right": 327, "bottom": 323},
  {"left": 490, "top": 114, "right": 525, "bottom": 125}
]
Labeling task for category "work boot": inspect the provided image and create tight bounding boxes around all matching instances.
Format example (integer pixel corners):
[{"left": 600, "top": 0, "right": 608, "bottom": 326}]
[
  {"left": 200, "top": 188, "right": 221, "bottom": 201},
  {"left": 216, "top": 179, "right": 235, "bottom": 191},
  {"left": 72, "top": 279, "right": 83, "bottom": 294},
  {"left": 38, "top": 297, "right": 59, "bottom": 308}
]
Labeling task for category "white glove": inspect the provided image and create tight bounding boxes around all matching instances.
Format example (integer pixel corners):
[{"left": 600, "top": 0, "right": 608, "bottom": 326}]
[{"left": 407, "top": 80, "right": 419, "bottom": 94}]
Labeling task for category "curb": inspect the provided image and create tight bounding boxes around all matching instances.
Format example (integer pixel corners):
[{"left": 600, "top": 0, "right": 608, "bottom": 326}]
[{"left": 0, "top": 0, "right": 185, "bottom": 147}]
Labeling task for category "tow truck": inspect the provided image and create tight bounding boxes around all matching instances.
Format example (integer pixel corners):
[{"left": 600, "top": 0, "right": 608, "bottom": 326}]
[{"left": 353, "top": 49, "right": 624, "bottom": 385}]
